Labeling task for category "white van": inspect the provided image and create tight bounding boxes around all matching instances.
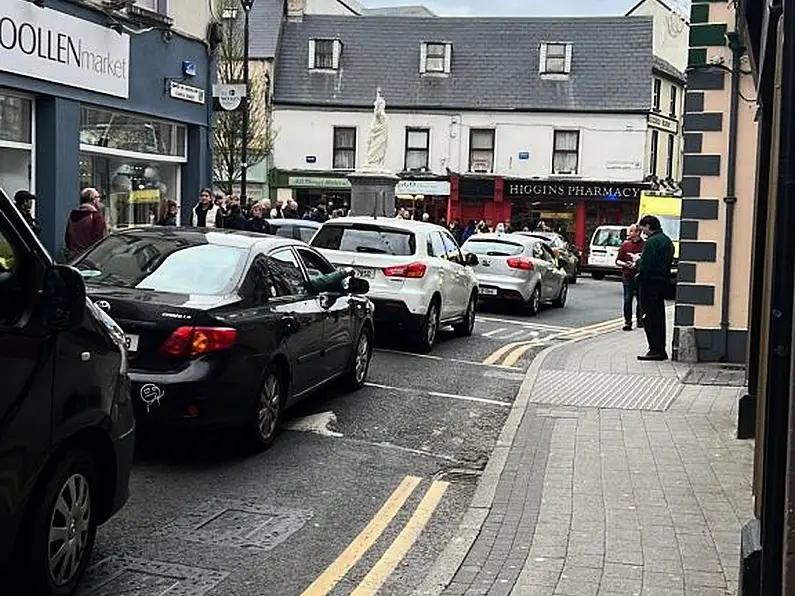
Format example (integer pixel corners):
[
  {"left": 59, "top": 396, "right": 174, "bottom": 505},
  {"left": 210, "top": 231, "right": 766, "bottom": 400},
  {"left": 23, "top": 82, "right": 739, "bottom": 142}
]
[{"left": 584, "top": 225, "right": 625, "bottom": 280}]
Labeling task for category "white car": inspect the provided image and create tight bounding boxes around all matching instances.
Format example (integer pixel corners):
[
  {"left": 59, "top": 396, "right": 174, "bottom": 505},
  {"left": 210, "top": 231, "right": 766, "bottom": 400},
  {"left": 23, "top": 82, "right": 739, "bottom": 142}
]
[
  {"left": 584, "top": 224, "right": 625, "bottom": 280},
  {"left": 310, "top": 217, "right": 479, "bottom": 352}
]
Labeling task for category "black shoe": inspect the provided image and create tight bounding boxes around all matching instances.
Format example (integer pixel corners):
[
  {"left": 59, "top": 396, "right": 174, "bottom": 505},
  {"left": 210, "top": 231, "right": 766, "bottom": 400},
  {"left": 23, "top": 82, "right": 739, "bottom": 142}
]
[
  {"left": 637, "top": 351, "right": 668, "bottom": 361},
  {"left": 623, "top": 323, "right": 632, "bottom": 331},
  {"left": 637, "top": 320, "right": 644, "bottom": 328}
]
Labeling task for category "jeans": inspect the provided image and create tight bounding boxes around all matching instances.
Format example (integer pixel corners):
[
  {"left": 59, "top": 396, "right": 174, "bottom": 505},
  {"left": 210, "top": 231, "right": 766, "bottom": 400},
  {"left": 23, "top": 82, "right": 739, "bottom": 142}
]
[
  {"left": 622, "top": 275, "right": 643, "bottom": 325},
  {"left": 639, "top": 279, "right": 668, "bottom": 355}
]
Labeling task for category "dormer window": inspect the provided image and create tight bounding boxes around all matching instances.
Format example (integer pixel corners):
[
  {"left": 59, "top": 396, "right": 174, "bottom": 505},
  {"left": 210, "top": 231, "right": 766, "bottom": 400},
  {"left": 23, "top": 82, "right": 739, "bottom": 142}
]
[
  {"left": 539, "top": 42, "right": 572, "bottom": 75},
  {"left": 420, "top": 42, "right": 452, "bottom": 74},
  {"left": 309, "top": 39, "right": 342, "bottom": 71}
]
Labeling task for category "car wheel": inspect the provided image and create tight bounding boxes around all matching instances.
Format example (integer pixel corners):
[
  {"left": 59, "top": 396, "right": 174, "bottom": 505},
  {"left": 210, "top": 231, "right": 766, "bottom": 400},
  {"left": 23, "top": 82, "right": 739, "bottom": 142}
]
[
  {"left": 416, "top": 300, "right": 440, "bottom": 353},
  {"left": 246, "top": 368, "right": 284, "bottom": 451},
  {"left": 553, "top": 279, "right": 568, "bottom": 307},
  {"left": 345, "top": 326, "right": 372, "bottom": 390},
  {"left": 592, "top": 272, "right": 605, "bottom": 280},
  {"left": 526, "top": 285, "right": 541, "bottom": 316},
  {"left": 454, "top": 293, "right": 477, "bottom": 337},
  {"left": 17, "top": 449, "right": 98, "bottom": 596}
]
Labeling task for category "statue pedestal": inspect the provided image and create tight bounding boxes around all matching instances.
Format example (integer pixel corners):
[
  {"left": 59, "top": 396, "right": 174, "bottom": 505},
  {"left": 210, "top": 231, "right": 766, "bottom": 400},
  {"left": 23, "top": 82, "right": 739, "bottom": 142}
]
[{"left": 347, "top": 169, "right": 399, "bottom": 217}]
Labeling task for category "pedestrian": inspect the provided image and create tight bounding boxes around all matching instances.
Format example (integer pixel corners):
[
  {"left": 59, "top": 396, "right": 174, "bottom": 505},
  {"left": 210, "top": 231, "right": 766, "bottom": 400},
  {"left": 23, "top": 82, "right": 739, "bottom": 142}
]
[
  {"left": 223, "top": 203, "right": 248, "bottom": 230},
  {"left": 156, "top": 199, "right": 178, "bottom": 226},
  {"left": 615, "top": 223, "right": 645, "bottom": 331},
  {"left": 65, "top": 188, "right": 107, "bottom": 260},
  {"left": 246, "top": 202, "right": 271, "bottom": 234},
  {"left": 14, "top": 190, "right": 40, "bottom": 236},
  {"left": 192, "top": 188, "right": 223, "bottom": 228},
  {"left": 635, "top": 215, "right": 674, "bottom": 361}
]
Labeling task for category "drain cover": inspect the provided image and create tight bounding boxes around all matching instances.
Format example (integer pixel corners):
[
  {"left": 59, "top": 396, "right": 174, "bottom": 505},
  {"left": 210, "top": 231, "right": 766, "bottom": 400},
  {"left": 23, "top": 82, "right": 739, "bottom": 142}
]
[
  {"left": 154, "top": 499, "right": 312, "bottom": 550},
  {"left": 79, "top": 557, "right": 228, "bottom": 596}
]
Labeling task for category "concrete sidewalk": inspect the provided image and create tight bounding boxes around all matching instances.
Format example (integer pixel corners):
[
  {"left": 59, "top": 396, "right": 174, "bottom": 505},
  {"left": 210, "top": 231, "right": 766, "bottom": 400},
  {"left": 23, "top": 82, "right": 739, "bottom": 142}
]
[{"left": 416, "top": 321, "right": 754, "bottom": 596}]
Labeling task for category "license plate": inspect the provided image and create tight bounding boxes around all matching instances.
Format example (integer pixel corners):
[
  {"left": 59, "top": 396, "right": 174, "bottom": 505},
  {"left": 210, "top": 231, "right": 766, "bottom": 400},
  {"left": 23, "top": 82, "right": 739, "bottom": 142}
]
[
  {"left": 479, "top": 287, "right": 498, "bottom": 296},
  {"left": 355, "top": 268, "right": 375, "bottom": 279},
  {"left": 124, "top": 334, "right": 139, "bottom": 352}
]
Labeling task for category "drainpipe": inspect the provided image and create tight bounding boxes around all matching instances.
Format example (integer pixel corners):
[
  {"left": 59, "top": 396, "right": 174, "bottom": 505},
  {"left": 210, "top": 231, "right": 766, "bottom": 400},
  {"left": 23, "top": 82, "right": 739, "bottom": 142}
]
[{"left": 719, "top": 32, "right": 743, "bottom": 362}]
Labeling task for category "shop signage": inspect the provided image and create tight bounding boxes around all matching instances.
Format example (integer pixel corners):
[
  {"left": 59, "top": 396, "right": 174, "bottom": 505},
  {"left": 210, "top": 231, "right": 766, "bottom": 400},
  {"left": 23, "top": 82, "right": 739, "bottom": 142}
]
[
  {"left": 394, "top": 180, "right": 451, "bottom": 196},
  {"left": 212, "top": 84, "right": 245, "bottom": 111},
  {"left": 0, "top": 1, "right": 130, "bottom": 98},
  {"left": 288, "top": 176, "right": 351, "bottom": 189},
  {"left": 170, "top": 81, "right": 205, "bottom": 105},
  {"left": 647, "top": 113, "right": 678, "bottom": 133},
  {"left": 505, "top": 180, "right": 648, "bottom": 200}
]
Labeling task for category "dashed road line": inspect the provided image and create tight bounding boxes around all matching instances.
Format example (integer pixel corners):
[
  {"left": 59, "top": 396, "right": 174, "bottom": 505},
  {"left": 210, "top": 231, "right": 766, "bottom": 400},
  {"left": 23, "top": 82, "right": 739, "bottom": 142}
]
[
  {"left": 374, "top": 348, "right": 516, "bottom": 369},
  {"left": 365, "top": 382, "right": 512, "bottom": 407}
]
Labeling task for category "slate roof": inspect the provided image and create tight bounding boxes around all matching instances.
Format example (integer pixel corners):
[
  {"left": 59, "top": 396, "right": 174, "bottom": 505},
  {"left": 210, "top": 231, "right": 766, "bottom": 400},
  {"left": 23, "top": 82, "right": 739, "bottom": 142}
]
[
  {"left": 273, "top": 15, "right": 654, "bottom": 112},
  {"left": 653, "top": 55, "right": 686, "bottom": 82},
  {"left": 363, "top": 5, "right": 436, "bottom": 16},
  {"left": 249, "top": 0, "right": 286, "bottom": 59}
]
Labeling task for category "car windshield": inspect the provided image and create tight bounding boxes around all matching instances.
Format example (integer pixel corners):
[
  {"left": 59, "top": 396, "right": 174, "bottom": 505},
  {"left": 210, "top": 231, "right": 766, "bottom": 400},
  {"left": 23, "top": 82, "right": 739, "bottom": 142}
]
[
  {"left": 592, "top": 229, "right": 623, "bottom": 247},
  {"left": 74, "top": 235, "right": 249, "bottom": 295},
  {"left": 464, "top": 239, "right": 524, "bottom": 256},
  {"left": 311, "top": 224, "right": 416, "bottom": 256}
]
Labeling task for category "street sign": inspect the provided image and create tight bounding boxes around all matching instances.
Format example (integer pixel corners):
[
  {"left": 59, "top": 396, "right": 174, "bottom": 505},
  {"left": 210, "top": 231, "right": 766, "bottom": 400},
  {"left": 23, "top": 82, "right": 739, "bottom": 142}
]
[
  {"left": 169, "top": 82, "right": 205, "bottom": 105},
  {"left": 212, "top": 84, "right": 246, "bottom": 111}
]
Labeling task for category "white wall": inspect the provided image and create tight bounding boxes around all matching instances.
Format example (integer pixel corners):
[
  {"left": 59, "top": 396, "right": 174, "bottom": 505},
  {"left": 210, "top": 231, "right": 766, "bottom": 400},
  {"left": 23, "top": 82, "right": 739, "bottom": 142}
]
[
  {"left": 630, "top": 0, "right": 689, "bottom": 72},
  {"left": 272, "top": 108, "right": 648, "bottom": 181}
]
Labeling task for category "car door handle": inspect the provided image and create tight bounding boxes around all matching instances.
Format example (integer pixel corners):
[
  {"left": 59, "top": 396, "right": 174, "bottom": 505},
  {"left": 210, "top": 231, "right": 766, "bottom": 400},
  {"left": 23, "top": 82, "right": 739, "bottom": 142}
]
[{"left": 281, "top": 316, "right": 298, "bottom": 331}]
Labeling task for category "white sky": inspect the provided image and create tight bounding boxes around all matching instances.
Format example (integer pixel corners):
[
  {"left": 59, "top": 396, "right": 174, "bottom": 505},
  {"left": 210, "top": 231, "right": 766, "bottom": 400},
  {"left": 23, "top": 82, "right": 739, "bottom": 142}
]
[{"left": 361, "top": 0, "right": 691, "bottom": 17}]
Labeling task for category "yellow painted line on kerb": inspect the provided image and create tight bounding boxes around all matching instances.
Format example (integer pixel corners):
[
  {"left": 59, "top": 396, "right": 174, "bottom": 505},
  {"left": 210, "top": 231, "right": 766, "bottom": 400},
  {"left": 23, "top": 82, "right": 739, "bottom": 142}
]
[
  {"left": 482, "top": 340, "right": 532, "bottom": 365},
  {"left": 349, "top": 480, "right": 450, "bottom": 596},
  {"left": 300, "top": 476, "right": 422, "bottom": 596},
  {"left": 501, "top": 341, "right": 543, "bottom": 367}
]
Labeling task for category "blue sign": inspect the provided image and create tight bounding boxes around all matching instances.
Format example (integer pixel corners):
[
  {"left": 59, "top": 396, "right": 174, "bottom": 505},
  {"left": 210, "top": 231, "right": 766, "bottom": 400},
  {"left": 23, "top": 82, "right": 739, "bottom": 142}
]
[
  {"left": 306, "top": 155, "right": 317, "bottom": 164},
  {"left": 518, "top": 151, "right": 530, "bottom": 160},
  {"left": 604, "top": 192, "right": 619, "bottom": 201},
  {"left": 182, "top": 61, "right": 197, "bottom": 77}
]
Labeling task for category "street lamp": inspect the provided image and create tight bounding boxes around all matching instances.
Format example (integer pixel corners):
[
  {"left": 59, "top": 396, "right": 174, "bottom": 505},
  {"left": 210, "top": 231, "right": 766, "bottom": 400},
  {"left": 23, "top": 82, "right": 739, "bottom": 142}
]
[{"left": 240, "top": 0, "right": 255, "bottom": 207}]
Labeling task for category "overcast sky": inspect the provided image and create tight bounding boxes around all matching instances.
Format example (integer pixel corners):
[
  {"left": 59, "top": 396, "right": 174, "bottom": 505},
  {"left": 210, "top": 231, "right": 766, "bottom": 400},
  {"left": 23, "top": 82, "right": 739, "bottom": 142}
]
[{"left": 362, "top": 0, "right": 691, "bottom": 17}]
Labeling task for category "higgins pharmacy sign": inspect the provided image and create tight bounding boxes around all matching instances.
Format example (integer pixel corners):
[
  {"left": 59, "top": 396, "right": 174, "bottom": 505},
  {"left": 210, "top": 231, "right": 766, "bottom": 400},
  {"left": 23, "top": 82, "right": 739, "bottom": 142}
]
[{"left": 0, "top": 1, "right": 130, "bottom": 98}]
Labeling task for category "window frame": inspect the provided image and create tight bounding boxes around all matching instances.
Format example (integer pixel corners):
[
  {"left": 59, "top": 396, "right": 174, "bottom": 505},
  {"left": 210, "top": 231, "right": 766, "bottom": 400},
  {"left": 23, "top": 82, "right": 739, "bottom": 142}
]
[
  {"left": 332, "top": 126, "right": 357, "bottom": 170},
  {"left": 666, "top": 133, "right": 675, "bottom": 179},
  {"left": 134, "top": 0, "right": 167, "bottom": 13},
  {"left": 314, "top": 39, "right": 335, "bottom": 70},
  {"left": 425, "top": 43, "right": 446, "bottom": 73},
  {"left": 669, "top": 84, "right": 678, "bottom": 117},
  {"left": 404, "top": 128, "right": 430, "bottom": 171},
  {"left": 295, "top": 246, "right": 336, "bottom": 278},
  {"left": 653, "top": 78, "right": 662, "bottom": 111},
  {"left": 266, "top": 247, "right": 310, "bottom": 298},
  {"left": 650, "top": 129, "right": 660, "bottom": 177},
  {"left": 440, "top": 231, "right": 463, "bottom": 264},
  {"left": 552, "top": 130, "right": 580, "bottom": 175},
  {"left": 540, "top": 42, "right": 571, "bottom": 75},
  {"left": 468, "top": 128, "right": 495, "bottom": 173}
]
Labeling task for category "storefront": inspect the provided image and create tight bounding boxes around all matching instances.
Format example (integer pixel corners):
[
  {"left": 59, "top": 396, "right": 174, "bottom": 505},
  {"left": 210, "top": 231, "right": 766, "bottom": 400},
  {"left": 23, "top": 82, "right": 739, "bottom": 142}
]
[
  {"left": 0, "top": 0, "right": 212, "bottom": 255},
  {"left": 504, "top": 180, "right": 650, "bottom": 249},
  {"left": 448, "top": 176, "right": 504, "bottom": 226},
  {"left": 395, "top": 178, "right": 450, "bottom": 222},
  {"left": 270, "top": 170, "right": 352, "bottom": 214}
]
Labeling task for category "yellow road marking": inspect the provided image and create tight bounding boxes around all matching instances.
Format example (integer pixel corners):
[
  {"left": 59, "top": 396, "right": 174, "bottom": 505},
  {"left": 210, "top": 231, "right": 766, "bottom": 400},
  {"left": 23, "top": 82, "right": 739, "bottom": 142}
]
[
  {"left": 482, "top": 340, "right": 532, "bottom": 365},
  {"left": 501, "top": 341, "right": 542, "bottom": 367},
  {"left": 300, "top": 476, "right": 422, "bottom": 596},
  {"left": 350, "top": 481, "right": 450, "bottom": 596}
]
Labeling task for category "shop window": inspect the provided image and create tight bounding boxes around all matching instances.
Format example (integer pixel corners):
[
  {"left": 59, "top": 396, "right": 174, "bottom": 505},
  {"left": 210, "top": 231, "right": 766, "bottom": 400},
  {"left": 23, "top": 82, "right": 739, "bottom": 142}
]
[
  {"left": 552, "top": 130, "right": 579, "bottom": 175},
  {"left": 666, "top": 133, "right": 675, "bottom": 179},
  {"left": 650, "top": 130, "right": 659, "bottom": 177},
  {"left": 420, "top": 43, "right": 451, "bottom": 74},
  {"left": 309, "top": 39, "right": 341, "bottom": 70},
  {"left": 539, "top": 43, "right": 571, "bottom": 74},
  {"left": 653, "top": 78, "right": 661, "bottom": 111},
  {"left": 0, "top": 94, "right": 32, "bottom": 144},
  {"left": 469, "top": 129, "right": 495, "bottom": 173},
  {"left": 80, "top": 107, "right": 186, "bottom": 158},
  {"left": 669, "top": 85, "right": 678, "bottom": 117},
  {"left": 405, "top": 128, "right": 430, "bottom": 171},
  {"left": 0, "top": 92, "right": 33, "bottom": 201},
  {"left": 333, "top": 127, "right": 356, "bottom": 170}
]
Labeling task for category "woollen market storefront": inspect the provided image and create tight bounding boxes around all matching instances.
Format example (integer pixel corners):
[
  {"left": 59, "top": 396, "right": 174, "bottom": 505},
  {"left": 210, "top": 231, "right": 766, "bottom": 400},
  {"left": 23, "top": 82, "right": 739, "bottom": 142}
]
[{"left": 0, "top": 0, "right": 212, "bottom": 256}]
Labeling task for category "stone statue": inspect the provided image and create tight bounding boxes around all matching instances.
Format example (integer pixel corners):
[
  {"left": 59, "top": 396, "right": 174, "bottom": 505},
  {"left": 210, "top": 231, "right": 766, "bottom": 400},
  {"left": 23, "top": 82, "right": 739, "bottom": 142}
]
[{"left": 364, "top": 89, "right": 389, "bottom": 170}]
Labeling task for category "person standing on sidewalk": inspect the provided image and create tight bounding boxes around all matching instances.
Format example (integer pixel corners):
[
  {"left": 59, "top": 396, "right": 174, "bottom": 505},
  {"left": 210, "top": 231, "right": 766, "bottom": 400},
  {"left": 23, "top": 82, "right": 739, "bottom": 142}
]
[
  {"left": 65, "top": 188, "right": 108, "bottom": 260},
  {"left": 636, "top": 215, "right": 674, "bottom": 361},
  {"left": 616, "top": 224, "right": 645, "bottom": 331}
]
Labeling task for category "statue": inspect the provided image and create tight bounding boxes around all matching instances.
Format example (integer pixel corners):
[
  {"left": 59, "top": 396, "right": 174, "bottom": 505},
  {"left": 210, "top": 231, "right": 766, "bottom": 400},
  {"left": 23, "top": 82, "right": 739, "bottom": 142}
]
[{"left": 363, "top": 89, "right": 389, "bottom": 171}]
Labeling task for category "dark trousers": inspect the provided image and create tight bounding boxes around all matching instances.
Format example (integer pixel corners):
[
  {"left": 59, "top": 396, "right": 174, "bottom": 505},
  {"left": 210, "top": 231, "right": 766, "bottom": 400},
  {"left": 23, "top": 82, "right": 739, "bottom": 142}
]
[
  {"left": 639, "top": 279, "right": 667, "bottom": 355},
  {"left": 622, "top": 275, "right": 643, "bottom": 324}
]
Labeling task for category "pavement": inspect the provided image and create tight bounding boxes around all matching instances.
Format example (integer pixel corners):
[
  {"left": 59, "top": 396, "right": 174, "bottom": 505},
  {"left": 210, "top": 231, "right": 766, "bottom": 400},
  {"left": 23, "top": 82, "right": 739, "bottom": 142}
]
[{"left": 416, "top": 314, "right": 755, "bottom": 596}]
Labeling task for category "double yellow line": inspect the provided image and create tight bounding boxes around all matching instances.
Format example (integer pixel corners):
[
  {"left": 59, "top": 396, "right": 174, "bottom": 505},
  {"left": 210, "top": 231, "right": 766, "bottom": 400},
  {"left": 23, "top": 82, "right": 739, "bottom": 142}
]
[
  {"left": 482, "top": 316, "right": 628, "bottom": 367},
  {"left": 301, "top": 476, "right": 449, "bottom": 596}
]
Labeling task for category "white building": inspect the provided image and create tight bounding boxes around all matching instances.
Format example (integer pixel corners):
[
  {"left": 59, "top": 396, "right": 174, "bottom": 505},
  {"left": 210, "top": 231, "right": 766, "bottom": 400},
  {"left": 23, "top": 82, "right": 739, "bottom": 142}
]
[{"left": 271, "top": 4, "right": 660, "bottom": 248}]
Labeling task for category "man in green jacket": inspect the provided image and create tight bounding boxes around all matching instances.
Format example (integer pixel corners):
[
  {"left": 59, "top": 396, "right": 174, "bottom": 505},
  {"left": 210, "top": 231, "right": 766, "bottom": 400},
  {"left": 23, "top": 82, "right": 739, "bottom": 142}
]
[{"left": 636, "top": 215, "right": 674, "bottom": 360}]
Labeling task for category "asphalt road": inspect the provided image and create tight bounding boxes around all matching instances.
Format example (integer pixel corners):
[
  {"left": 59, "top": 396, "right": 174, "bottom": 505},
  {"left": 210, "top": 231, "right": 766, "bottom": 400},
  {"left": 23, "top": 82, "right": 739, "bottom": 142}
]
[{"left": 77, "top": 276, "right": 625, "bottom": 596}]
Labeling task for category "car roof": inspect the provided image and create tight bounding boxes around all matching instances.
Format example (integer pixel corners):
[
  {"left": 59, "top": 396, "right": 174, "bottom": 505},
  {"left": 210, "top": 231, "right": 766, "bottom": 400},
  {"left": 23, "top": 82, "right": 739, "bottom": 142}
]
[
  {"left": 320, "top": 216, "right": 443, "bottom": 233},
  {"left": 465, "top": 233, "right": 537, "bottom": 245},
  {"left": 266, "top": 218, "right": 321, "bottom": 227},
  {"left": 114, "top": 227, "right": 299, "bottom": 251}
]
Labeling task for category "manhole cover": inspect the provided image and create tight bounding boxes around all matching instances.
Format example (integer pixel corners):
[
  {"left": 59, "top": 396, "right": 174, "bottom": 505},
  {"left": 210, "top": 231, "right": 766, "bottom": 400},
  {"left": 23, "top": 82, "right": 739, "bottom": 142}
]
[
  {"left": 79, "top": 557, "right": 227, "bottom": 596},
  {"left": 154, "top": 499, "right": 312, "bottom": 550}
]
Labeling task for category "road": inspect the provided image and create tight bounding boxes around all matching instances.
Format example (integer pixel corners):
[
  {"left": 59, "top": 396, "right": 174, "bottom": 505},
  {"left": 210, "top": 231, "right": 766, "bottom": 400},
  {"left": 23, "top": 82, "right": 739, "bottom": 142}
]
[{"left": 77, "top": 276, "right": 625, "bottom": 596}]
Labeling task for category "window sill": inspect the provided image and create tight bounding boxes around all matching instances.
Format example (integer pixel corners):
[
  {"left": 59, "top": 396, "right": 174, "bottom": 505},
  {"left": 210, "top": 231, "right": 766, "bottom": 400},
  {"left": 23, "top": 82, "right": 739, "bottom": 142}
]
[
  {"left": 540, "top": 73, "right": 571, "bottom": 81},
  {"left": 549, "top": 173, "right": 582, "bottom": 178},
  {"left": 310, "top": 68, "right": 339, "bottom": 73},
  {"left": 421, "top": 71, "right": 450, "bottom": 77}
]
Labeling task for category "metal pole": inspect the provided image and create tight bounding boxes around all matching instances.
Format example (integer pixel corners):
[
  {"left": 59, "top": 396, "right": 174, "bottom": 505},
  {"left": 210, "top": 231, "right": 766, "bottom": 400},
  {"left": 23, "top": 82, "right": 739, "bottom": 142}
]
[{"left": 241, "top": 1, "right": 251, "bottom": 207}]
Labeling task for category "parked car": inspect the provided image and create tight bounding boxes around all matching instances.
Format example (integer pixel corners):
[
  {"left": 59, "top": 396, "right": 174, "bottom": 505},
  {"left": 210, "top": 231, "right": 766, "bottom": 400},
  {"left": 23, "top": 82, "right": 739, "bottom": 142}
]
[
  {"left": 71, "top": 228, "right": 373, "bottom": 451},
  {"left": 266, "top": 218, "right": 321, "bottom": 243},
  {"left": 310, "top": 217, "right": 479, "bottom": 352},
  {"left": 0, "top": 187, "right": 135, "bottom": 596},
  {"left": 462, "top": 233, "right": 568, "bottom": 314},
  {"left": 583, "top": 224, "right": 625, "bottom": 280},
  {"left": 514, "top": 231, "right": 581, "bottom": 283}
]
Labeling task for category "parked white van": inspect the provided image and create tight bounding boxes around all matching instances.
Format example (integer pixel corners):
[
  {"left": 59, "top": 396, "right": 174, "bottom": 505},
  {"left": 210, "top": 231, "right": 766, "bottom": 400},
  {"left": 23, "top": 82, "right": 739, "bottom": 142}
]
[{"left": 584, "top": 225, "right": 625, "bottom": 280}]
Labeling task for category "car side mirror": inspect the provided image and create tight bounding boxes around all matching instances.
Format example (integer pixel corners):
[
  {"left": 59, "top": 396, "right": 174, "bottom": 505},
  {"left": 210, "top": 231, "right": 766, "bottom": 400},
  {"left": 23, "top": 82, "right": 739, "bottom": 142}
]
[
  {"left": 465, "top": 252, "right": 479, "bottom": 266},
  {"left": 344, "top": 276, "right": 370, "bottom": 295},
  {"left": 42, "top": 265, "right": 86, "bottom": 330}
]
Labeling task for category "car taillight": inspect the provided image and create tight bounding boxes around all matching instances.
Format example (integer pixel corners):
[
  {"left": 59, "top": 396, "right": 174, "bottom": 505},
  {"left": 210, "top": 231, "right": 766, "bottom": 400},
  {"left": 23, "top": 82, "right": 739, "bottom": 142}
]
[
  {"left": 160, "top": 326, "right": 238, "bottom": 357},
  {"left": 506, "top": 257, "right": 535, "bottom": 271},
  {"left": 382, "top": 262, "right": 427, "bottom": 278}
]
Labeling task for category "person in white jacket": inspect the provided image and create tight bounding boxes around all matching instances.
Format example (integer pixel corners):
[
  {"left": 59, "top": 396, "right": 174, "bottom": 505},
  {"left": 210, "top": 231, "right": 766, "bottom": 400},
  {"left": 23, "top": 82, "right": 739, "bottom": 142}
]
[{"left": 192, "top": 188, "right": 222, "bottom": 228}]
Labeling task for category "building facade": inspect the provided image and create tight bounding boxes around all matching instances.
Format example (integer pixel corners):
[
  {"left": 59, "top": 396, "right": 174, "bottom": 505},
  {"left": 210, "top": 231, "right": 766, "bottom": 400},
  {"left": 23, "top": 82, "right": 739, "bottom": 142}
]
[
  {"left": 0, "top": 0, "right": 214, "bottom": 256},
  {"left": 271, "top": 11, "right": 657, "bottom": 249},
  {"left": 672, "top": 0, "right": 758, "bottom": 363}
]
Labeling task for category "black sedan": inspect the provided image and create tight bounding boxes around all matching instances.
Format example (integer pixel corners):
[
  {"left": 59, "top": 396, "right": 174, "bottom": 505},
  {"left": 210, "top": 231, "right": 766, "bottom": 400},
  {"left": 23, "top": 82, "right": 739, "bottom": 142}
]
[{"left": 72, "top": 228, "right": 374, "bottom": 450}]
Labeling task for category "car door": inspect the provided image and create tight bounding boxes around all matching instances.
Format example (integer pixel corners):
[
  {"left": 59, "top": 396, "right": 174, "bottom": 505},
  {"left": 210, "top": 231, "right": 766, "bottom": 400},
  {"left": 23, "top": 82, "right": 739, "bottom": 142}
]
[
  {"left": 426, "top": 231, "right": 453, "bottom": 318},
  {"left": 295, "top": 246, "right": 354, "bottom": 377},
  {"left": 440, "top": 230, "right": 470, "bottom": 315},
  {"left": 537, "top": 242, "right": 563, "bottom": 300},
  {"left": 266, "top": 247, "right": 326, "bottom": 396},
  {"left": 531, "top": 241, "right": 555, "bottom": 300}
]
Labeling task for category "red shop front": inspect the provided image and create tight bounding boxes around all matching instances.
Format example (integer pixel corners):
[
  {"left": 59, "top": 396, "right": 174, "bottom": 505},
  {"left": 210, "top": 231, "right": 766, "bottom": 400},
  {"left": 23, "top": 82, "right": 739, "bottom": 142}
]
[
  {"left": 503, "top": 179, "right": 651, "bottom": 250},
  {"left": 447, "top": 176, "right": 511, "bottom": 228}
]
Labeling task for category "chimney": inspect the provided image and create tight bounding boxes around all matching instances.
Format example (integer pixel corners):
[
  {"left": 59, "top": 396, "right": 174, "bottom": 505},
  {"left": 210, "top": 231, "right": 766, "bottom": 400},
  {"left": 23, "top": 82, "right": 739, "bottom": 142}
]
[{"left": 286, "top": 0, "right": 305, "bottom": 21}]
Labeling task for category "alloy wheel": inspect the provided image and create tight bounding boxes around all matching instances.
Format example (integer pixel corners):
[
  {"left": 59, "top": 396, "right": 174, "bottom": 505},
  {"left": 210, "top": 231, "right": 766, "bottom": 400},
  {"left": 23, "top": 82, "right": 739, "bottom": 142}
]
[
  {"left": 426, "top": 303, "right": 439, "bottom": 345},
  {"left": 532, "top": 287, "right": 540, "bottom": 313},
  {"left": 48, "top": 473, "right": 91, "bottom": 586},
  {"left": 258, "top": 374, "right": 281, "bottom": 440},
  {"left": 354, "top": 332, "right": 370, "bottom": 384},
  {"left": 466, "top": 297, "right": 476, "bottom": 332}
]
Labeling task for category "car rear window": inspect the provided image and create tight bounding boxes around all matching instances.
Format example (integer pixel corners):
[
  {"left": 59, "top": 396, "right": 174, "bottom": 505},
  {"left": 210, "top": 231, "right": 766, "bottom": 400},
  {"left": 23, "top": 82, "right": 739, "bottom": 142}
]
[
  {"left": 463, "top": 239, "right": 524, "bottom": 257},
  {"left": 75, "top": 235, "right": 248, "bottom": 295},
  {"left": 311, "top": 224, "right": 416, "bottom": 256},
  {"left": 592, "top": 229, "right": 623, "bottom": 247}
]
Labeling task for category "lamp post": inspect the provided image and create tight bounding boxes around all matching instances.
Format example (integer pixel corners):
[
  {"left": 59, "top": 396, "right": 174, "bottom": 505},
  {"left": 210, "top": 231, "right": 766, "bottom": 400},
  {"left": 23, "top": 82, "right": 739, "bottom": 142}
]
[{"left": 240, "top": 0, "right": 255, "bottom": 207}]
